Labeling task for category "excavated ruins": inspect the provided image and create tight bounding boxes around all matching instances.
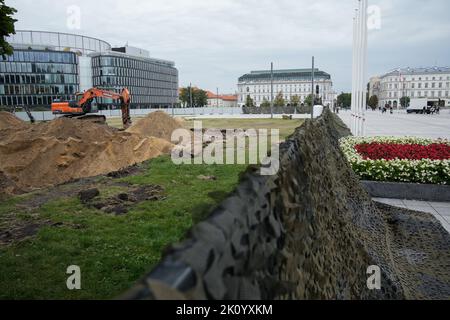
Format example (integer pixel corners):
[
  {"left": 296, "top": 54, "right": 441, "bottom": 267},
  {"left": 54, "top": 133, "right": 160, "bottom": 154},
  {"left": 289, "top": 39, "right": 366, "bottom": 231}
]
[{"left": 0, "top": 111, "right": 180, "bottom": 194}]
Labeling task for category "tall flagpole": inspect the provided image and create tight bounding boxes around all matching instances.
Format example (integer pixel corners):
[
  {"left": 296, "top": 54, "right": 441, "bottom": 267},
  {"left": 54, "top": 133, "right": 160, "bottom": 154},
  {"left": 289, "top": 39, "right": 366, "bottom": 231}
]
[
  {"left": 351, "top": 13, "right": 357, "bottom": 134},
  {"left": 351, "top": 0, "right": 368, "bottom": 137},
  {"left": 361, "top": 0, "right": 368, "bottom": 136},
  {"left": 357, "top": 0, "right": 363, "bottom": 136}
]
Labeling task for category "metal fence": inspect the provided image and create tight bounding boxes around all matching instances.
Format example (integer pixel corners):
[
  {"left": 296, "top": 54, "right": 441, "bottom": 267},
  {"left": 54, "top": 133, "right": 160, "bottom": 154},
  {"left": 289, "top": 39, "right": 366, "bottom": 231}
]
[{"left": 12, "top": 107, "right": 244, "bottom": 122}]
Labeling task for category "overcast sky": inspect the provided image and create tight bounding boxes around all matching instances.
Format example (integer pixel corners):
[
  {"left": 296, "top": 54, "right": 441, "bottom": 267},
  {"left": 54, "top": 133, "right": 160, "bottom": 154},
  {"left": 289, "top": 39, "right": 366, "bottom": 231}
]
[{"left": 7, "top": 0, "right": 450, "bottom": 93}]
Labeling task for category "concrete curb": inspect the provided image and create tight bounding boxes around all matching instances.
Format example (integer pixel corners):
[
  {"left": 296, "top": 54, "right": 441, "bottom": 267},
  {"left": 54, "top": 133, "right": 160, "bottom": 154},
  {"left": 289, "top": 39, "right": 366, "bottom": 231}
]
[{"left": 362, "top": 180, "right": 450, "bottom": 202}]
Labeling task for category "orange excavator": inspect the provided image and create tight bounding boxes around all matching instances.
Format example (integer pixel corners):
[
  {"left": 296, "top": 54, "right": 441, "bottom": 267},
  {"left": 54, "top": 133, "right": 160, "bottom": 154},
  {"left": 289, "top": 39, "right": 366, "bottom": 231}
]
[{"left": 51, "top": 87, "right": 132, "bottom": 129}]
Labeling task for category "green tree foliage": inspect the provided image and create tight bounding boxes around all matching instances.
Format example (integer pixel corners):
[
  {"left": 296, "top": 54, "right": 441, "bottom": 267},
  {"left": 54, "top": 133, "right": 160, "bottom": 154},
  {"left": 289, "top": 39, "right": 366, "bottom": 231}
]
[
  {"left": 290, "top": 95, "right": 300, "bottom": 107},
  {"left": 368, "top": 95, "right": 379, "bottom": 110},
  {"left": 194, "top": 89, "right": 208, "bottom": 107},
  {"left": 179, "top": 87, "right": 208, "bottom": 107},
  {"left": 179, "top": 87, "right": 190, "bottom": 107},
  {"left": 400, "top": 96, "right": 410, "bottom": 108},
  {"left": 260, "top": 98, "right": 270, "bottom": 108},
  {"left": 274, "top": 91, "right": 285, "bottom": 107},
  {"left": 245, "top": 95, "right": 255, "bottom": 107},
  {"left": 304, "top": 94, "right": 314, "bottom": 107},
  {"left": 0, "top": 0, "right": 17, "bottom": 58},
  {"left": 337, "top": 92, "right": 352, "bottom": 109}
]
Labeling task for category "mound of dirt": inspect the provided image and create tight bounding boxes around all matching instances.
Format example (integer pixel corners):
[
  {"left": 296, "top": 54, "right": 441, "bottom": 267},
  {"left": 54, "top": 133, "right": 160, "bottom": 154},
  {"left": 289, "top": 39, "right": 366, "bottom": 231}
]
[
  {"left": 126, "top": 111, "right": 182, "bottom": 142},
  {"left": 0, "top": 112, "right": 29, "bottom": 131},
  {"left": 0, "top": 115, "right": 178, "bottom": 194}
]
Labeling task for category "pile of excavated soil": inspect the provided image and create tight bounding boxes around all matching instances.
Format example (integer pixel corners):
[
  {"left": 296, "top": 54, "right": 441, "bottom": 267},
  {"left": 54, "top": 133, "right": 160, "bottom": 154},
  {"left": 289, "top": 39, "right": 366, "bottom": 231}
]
[
  {"left": 0, "top": 112, "right": 179, "bottom": 194},
  {"left": 126, "top": 111, "right": 182, "bottom": 142},
  {"left": 0, "top": 112, "right": 28, "bottom": 131}
]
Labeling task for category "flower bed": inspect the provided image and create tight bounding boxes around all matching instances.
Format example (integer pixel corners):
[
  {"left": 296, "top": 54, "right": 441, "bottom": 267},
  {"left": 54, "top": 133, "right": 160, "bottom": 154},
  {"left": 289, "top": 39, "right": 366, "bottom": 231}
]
[{"left": 340, "top": 136, "right": 450, "bottom": 185}]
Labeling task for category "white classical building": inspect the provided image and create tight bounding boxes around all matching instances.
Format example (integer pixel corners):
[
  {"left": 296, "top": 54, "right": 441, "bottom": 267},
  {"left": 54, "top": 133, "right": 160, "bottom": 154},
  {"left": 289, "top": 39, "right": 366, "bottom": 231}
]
[
  {"left": 378, "top": 67, "right": 450, "bottom": 109},
  {"left": 237, "top": 68, "right": 334, "bottom": 107}
]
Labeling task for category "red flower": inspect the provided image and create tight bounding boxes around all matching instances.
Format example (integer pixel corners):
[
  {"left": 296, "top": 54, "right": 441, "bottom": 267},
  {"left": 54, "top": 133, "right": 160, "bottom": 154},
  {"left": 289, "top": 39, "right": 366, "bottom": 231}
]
[{"left": 355, "top": 143, "right": 450, "bottom": 161}]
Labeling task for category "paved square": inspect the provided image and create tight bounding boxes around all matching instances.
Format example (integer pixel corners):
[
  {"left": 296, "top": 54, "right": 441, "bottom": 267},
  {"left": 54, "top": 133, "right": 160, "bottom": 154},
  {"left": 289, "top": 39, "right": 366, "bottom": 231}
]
[
  {"left": 338, "top": 109, "right": 450, "bottom": 139},
  {"left": 374, "top": 198, "right": 450, "bottom": 233}
]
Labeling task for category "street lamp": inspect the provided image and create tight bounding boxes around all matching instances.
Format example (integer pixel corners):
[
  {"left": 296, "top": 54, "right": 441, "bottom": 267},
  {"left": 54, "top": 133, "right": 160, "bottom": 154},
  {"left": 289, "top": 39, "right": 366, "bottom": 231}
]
[
  {"left": 311, "top": 56, "right": 315, "bottom": 120},
  {"left": 270, "top": 62, "right": 274, "bottom": 119}
]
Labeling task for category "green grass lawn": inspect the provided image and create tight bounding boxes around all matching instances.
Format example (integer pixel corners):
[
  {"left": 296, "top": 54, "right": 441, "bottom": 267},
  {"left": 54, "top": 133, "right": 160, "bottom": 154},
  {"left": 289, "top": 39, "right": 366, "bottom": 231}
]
[
  {"left": 108, "top": 116, "right": 304, "bottom": 141},
  {"left": 0, "top": 157, "right": 245, "bottom": 300}
]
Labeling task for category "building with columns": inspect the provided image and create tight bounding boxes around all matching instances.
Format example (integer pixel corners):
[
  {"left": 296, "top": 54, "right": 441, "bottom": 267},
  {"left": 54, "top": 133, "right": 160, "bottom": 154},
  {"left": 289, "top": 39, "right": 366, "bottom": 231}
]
[
  {"left": 237, "top": 68, "right": 334, "bottom": 107},
  {"left": 377, "top": 67, "right": 450, "bottom": 109}
]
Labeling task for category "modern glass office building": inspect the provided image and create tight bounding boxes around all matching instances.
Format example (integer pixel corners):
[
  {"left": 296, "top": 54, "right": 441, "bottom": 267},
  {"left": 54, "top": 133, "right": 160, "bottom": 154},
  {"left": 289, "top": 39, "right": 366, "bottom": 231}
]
[
  {"left": 0, "top": 49, "right": 79, "bottom": 107},
  {"left": 0, "top": 30, "right": 178, "bottom": 109},
  {"left": 91, "top": 51, "right": 178, "bottom": 108}
]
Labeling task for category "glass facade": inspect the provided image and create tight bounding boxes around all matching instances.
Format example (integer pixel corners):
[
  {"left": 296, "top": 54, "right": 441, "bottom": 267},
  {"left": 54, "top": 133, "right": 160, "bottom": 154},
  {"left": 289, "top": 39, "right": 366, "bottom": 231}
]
[
  {"left": 0, "top": 31, "right": 178, "bottom": 110},
  {"left": 91, "top": 53, "right": 178, "bottom": 108},
  {"left": 6, "top": 31, "right": 111, "bottom": 55},
  {"left": 0, "top": 49, "right": 79, "bottom": 107}
]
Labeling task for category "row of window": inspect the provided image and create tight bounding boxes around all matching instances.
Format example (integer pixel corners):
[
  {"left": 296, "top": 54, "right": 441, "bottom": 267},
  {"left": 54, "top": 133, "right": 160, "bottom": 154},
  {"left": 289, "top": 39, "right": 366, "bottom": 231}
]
[
  {"left": 94, "top": 67, "right": 176, "bottom": 83},
  {"left": 240, "top": 82, "right": 331, "bottom": 92},
  {"left": 93, "top": 77, "right": 177, "bottom": 91},
  {"left": 383, "top": 90, "right": 449, "bottom": 99},
  {"left": 384, "top": 82, "right": 450, "bottom": 90},
  {"left": 0, "top": 74, "right": 78, "bottom": 85},
  {"left": 93, "top": 75, "right": 176, "bottom": 89},
  {"left": 0, "top": 50, "right": 77, "bottom": 64},
  {"left": 0, "top": 84, "right": 78, "bottom": 95},
  {"left": 1, "top": 95, "right": 76, "bottom": 107},
  {"left": 93, "top": 56, "right": 177, "bottom": 76},
  {"left": 241, "top": 94, "right": 330, "bottom": 103},
  {"left": 242, "top": 86, "right": 330, "bottom": 94},
  {"left": 0, "top": 62, "right": 77, "bottom": 74},
  {"left": 386, "top": 75, "right": 450, "bottom": 82}
]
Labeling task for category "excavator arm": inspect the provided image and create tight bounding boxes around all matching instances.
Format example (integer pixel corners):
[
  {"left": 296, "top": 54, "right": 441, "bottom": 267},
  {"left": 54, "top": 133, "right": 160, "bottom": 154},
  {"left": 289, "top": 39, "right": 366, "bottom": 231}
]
[
  {"left": 78, "top": 88, "right": 132, "bottom": 129},
  {"left": 51, "top": 87, "right": 132, "bottom": 129}
]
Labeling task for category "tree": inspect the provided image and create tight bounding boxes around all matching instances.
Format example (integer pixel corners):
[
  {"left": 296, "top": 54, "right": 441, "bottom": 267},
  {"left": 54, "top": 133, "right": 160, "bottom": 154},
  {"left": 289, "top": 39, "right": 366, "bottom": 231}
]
[
  {"left": 304, "top": 94, "right": 314, "bottom": 107},
  {"left": 260, "top": 98, "right": 270, "bottom": 108},
  {"left": 193, "top": 89, "right": 208, "bottom": 108},
  {"left": 400, "top": 96, "right": 410, "bottom": 108},
  {"left": 178, "top": 87, "right": 208, "bottom": 108},
  {"left": 0, "top": 0, "right": 17, "bottom": 58},
  {"left": 290, "top": 95, "right": 300, "bottom": 107},
  {"left": 245, "top": 95, "right": 255, "bottom": 107},
  {"left": 274, "top": 91, "right": 285, "bottom": 107},
  {"left": 179, "top": 87, "right": 190, "bottom": 107},
  {"left": 368, "top": 95, "right": 379, "bottom": 110},
  {"left": 337, "top": 92, "right": 352, "bottom": 109}
]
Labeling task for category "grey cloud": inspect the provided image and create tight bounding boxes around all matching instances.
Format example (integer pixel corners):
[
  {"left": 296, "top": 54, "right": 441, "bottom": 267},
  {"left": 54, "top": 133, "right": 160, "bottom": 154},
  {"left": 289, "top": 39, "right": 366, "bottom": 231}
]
[{"left": 7, "top": 0, "right": 450, "bottom": 93}]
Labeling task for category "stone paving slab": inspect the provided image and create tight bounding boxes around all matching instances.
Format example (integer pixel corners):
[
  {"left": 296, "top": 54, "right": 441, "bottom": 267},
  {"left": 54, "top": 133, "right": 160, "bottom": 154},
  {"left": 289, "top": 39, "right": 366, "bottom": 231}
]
[
  {"left": 374, "top": 198, "right": 450, "bottom": 233},
  {"left": 338, "top": 109, "right": 450, "bottom": 139}
]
